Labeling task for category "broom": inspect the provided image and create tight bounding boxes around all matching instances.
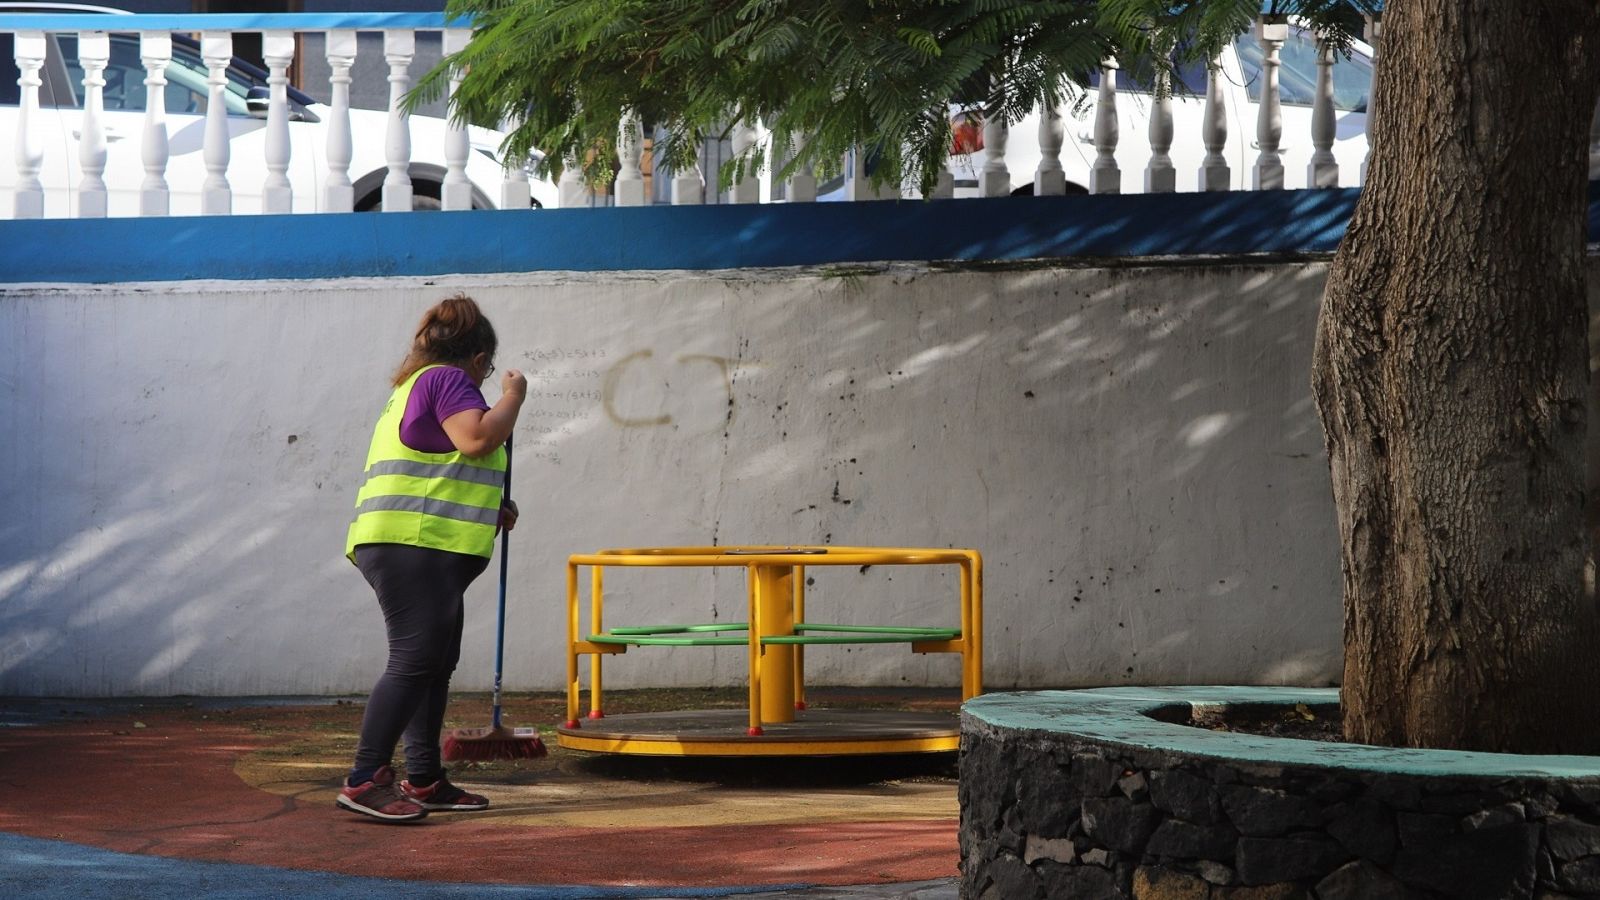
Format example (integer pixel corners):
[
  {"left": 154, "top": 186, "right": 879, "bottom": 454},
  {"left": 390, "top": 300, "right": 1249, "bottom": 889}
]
[{"left": 442, "top": 434, "right": 547, "bottom": 762}]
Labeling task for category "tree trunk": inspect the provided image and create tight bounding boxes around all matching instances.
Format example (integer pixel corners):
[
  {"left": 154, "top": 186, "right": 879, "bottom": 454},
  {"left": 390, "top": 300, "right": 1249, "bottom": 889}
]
[{"left": 1313, "top": 0, "right": 1600, "bottom": 752}]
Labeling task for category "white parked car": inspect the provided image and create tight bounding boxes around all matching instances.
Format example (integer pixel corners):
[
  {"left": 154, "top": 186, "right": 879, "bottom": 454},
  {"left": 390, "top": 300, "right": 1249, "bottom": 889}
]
[
  {"left": 944, "top": 23, "right": 1374, "bottom": 195},
  {"left": 0, "top": 4, "right": 558, "bottom": 216}
]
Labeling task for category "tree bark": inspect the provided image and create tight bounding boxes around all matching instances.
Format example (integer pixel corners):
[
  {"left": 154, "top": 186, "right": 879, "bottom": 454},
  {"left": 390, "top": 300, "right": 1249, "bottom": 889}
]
[{"left": 1313, "top": 0, "right": 1600, "bottom": 752}]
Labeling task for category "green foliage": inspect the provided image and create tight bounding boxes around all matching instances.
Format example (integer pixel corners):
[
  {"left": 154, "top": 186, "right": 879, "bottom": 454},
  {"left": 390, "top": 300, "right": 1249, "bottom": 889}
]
[{"left": 410, "top": 0, "right": 1361, "bottom": 195}]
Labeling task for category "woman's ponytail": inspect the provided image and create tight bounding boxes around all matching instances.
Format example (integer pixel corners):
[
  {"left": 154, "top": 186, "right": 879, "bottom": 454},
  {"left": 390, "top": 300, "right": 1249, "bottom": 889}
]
[{"left": 391, "top": 293, "right": 499, "bottom": 386}]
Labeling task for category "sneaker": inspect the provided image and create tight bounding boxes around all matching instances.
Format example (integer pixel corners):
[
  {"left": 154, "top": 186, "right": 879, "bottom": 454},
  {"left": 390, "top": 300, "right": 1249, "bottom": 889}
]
[
  {"left": 400, "top": 771, "right": 490, "bottom": 811},
  {"left": 336, "top": 766, "right": 428, "bottom": 822}
]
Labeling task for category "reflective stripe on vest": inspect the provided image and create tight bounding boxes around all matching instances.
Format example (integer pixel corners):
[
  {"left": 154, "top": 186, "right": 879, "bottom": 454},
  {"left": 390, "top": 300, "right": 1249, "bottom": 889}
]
[{"left": 345, "top": 365, "right": 506, "bottom": 561}]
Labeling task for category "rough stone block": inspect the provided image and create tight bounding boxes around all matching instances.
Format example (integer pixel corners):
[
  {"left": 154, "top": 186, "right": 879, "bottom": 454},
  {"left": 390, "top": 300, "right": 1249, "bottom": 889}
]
[
  {"left": 1557, "top": 856, "right": 1600, "bottom": 894},
  {"left": 1083, "top": 795, "right": 1162, "bottom": 854},
  {"left": 1151, "top": 769, "right": 1218, "bottom": 824},
  {"left": 960, "top": 737, "right": 1016, "bottom": 831},
  {"left": 1396, "top": 812, "right": 1458, "bottom": 846},
  {"left": 1015, "top": 758, "right": 1082, "bottom": 837},
  {"left": 1391, "top": 823, "right": 1538, "bottom": 900},
  {"left": 1365, "top": 777, "right": 1423, "bottom": 810},
  {"left": 1132, "top": 865, "right": 1210, "bottom": 900},
  {"left": 1314, "top": 859, "right": 1410, "bottom": 900},
  {"left": 1038, "top": 860, "right": 1121, "bottom": 899},
  {"left": 1080, "top": 848, "right": 1114, "bottom": 868},
  {"left": 1023, "top": 834, "right": 1076, "bottom": 865},
  {"left": 1546, "top": 815, "right": 1600, "bottom": 861},
  {"left": 1235, "top": 836, "right": 1350, "bottom": 885},
  {"left": 1146, "top": 818, "right": 1238, "bottom": 860},
  {"left": 1325, "top": 799, "right": 1397, "bottom": 864},
  {"left": 1195, "top": 859, "right": 1237, "bottom": 885},
  {"left": 1000, "top": 804, "right": 1026, "bottom": 853},
  {"left": 1120, "top": 771, "right": 1151, "bottom": 802},
  {"left": 1221, "top": 784, "right": 1321, "bottom": 836},
  {"left": 1213, "top": 883, "right": 1308, "bottom": 900},
  {"left": 1076, "top": 754, "right": 1128, "bottom": 797},
  {"left": 987, "top": 851, "right": 1043, "bottom": 900},
  {"left": 1465, "top": 803, "right": 1526, "bottom": 831}
]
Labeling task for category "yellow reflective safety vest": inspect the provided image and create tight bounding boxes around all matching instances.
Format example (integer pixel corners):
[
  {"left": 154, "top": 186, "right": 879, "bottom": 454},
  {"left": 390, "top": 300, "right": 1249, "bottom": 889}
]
[{"left": 345, "top": 365, "right": 506, "bottom": 562}]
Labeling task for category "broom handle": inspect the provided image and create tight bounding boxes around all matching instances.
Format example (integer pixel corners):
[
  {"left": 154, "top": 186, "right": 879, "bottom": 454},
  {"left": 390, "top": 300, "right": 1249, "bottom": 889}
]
[{"left": 490, "top": 434, "right": 512, "bottom": 730}]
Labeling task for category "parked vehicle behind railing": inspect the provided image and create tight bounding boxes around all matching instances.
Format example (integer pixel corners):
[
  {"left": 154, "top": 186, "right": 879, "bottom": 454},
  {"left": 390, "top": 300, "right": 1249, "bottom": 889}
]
[{"left": 0, "top": 4, "right": 558, "bottom": 218}]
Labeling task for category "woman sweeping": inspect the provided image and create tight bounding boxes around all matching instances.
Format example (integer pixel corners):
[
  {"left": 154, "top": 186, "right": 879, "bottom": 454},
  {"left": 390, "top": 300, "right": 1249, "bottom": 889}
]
[{"left": 338, "top": 294, "right": 525, "bottom": 823}]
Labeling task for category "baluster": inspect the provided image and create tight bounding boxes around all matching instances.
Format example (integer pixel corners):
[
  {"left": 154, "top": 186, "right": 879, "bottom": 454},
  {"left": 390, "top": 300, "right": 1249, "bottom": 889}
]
[
  {"left": 846, "top": 146, "right": 896, "bottom": 200},
  {"left": 1145, "top": 65, "right": 1175, "bottom": 193},
  {"left": 930, "top": 168, "right": 954, "bottom": 199},
  {"left": 1307, "top": 30, "right": 1338, "bottom": 188},
  {"left": 201, "top": 32, "right": 233, "bottom": 215},
  {"left": 498, "top": 115, "right": 532, "bottom": 209},
  {"left": 74, "top": 32, "right": 109, "bottom": 218},
  {"left": 1090, "top": 58, "right": 1121, "bottom": 194},
  {"left": 12, "top": 31, "right": 46, "bottom": 218},
  {"left": 671, "top": 143, "right": 705, "bottom": 205},
  {"left": 1252, "top": 16, "right": 1286, "bottom": 190},
  {"left": 261, "top": 31, "right": 295, "bottom": 213},
  {"left": 1035, "top": 106, "right": 1065, "bottom": 195},
  {"left": 782, "top": 131, "right": 817, "bottom": 202},
  {"left": 730, "top": 119, "right": 760, "bottom": 203},
  {"left": 557, "top": 153, "right": 590, "bottom": 207},
  {"left": 978, "top": 113, "right": 1010, "bottom": 197},
  {"left": 441, "top": 28, "right": 473, "bottom": 210},
  {"left": 614, "top": 110, "right": 646, "bottom": 206},
  {"left": 382, "top": 30, "right": 415, "bottom": 211},
  {"left": 1198, "top": 57, "right": 1230, "bottom": 191},
  {"left": 139, "top": 32, "right": 171, "bottom": 216},
  {"left": 1362, "top": 13, "right": 1381, "bottom": 185},
  {"left": 322, "top": 29, "right": 356, "bottom": 212}
]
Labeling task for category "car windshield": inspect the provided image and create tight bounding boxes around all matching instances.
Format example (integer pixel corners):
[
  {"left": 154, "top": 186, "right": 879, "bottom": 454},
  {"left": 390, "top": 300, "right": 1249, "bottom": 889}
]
[{"left": 1233, "top": 27, "right": 1371, "bottom": 112}]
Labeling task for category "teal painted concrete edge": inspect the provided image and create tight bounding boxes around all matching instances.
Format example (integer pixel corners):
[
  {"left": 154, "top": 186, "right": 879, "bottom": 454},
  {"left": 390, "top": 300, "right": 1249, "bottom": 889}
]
[{"left": 963, "top": 687, "right": 1600, "bottom": 780}]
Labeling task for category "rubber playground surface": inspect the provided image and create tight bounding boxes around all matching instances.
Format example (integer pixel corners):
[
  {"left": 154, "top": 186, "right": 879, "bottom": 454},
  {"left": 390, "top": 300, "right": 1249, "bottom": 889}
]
[{"left": 0, "top": 688, "right": 961, "bottom": 898}]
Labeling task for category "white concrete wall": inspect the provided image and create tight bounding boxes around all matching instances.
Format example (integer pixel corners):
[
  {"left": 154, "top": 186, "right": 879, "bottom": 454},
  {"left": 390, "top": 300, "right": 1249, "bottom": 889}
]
[{"left": 0, "top": 259, "right": 1349, "bottom": 696}]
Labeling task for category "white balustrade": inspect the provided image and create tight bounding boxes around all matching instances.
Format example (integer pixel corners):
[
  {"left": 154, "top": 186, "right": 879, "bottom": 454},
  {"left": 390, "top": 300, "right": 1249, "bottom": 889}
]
[
  {"left": 498, "top": 114, "right": 532, "bottom": 209},
  {"left": 1090, "top": 58, "right": 1121, "bottom": 195},
  {"left": 671, "top": 148, "right": 704, "bottom": 205},
  {"left": 730, "top": 119, "right": 760, "bottom": 204},
  {"left": 74, "top": 31, "right": 110, "bottom": 218},
  {"left": 382, "top": 29, "right": 415, "bottom": 212},
  {"left": 614, "top": 110, "right": 647, "bottom": 207},
  {"left": 1362, "top": 13, "right": 1381, "bottom": 185},
  {"left": 201, "top": 32, "right": 233, "bottom": 215},
  {"left": 847, "top": 147, "right": 897, "bottom": 200},
  {"left": 557, "top": 154, "right": 590, "bottom": 208},
  {"left": 1199, "top": 58, "right": 1230, "bottom": 191},
  {"left": 929, "top": 168, "right": 954, "bottom": 200},
  {"left": 978, "top": 114, "right": 1010, "bottom": 197},
  {"left": 1252, "top": 16, "right": 1287, "bottom": 191},
  {"left": 781, "top": 132, "right": 817, "bottom": 202},
  {"left": 261, "top": 30, "right": 295, "bottom": 213},
  {"left": 1035, "top": 107, "right": 1066, "bottom": 195},
  {"left": 323, "top": 29, "right": 356, "bottom": 212},
  {"left": 1145, "top": 66, "right": 1175, "bottom": 193},
  {"left": 441, "top": 28, "right": 473, "bottom": 211},
  {"left": 138, "top": 32, "right": 171, "bottom": 216},
  {"left": 12, "top": 31, "right": 46, "bottom": 219},
  {"left": 1307, "top": 31, "right": 1339, "bottom": 188}
]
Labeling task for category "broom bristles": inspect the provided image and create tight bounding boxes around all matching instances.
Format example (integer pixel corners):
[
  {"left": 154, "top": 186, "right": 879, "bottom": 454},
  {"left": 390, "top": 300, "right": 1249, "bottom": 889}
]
[{"left": 441, "top": 726, "right": 548, "bottom": 762}]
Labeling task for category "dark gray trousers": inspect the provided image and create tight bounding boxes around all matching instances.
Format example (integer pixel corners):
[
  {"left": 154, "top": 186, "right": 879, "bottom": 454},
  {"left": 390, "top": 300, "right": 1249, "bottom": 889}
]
[{"left": 350, "top": 543, "right": 488, "bottom": 782}]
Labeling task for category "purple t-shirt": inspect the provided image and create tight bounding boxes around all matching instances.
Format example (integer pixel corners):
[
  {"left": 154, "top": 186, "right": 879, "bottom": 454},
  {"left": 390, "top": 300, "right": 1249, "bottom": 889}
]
[{"left": 400, "top": 366, "right": 490, "bottom": 453}]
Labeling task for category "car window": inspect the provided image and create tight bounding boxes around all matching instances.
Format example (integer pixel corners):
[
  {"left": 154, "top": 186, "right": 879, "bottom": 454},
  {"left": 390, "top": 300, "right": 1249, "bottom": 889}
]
[
  {"left": 54, "top": 33, "right": 209, "bottom": 114},
  {"left": 1088, "top": 56, "right": 1210, "bottom": 97},
  {"left": 1234, "top": 27, "right": 1371, "bottom": 112}
]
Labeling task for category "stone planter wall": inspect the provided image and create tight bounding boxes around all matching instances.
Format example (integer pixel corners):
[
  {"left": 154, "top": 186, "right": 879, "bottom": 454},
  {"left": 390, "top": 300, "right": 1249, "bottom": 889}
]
[{"left": 960, "top": 688, "right": 1600, "bottom": 899}]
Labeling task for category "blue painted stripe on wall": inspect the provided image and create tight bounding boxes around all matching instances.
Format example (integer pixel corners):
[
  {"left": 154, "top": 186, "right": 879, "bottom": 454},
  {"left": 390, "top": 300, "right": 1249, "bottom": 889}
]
[
  {"left": 1, "top": 191, "right": 1363, "bottom": 285},
  {"left": 3, "top": 184, "right": 1597, "bottom": 285}
]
